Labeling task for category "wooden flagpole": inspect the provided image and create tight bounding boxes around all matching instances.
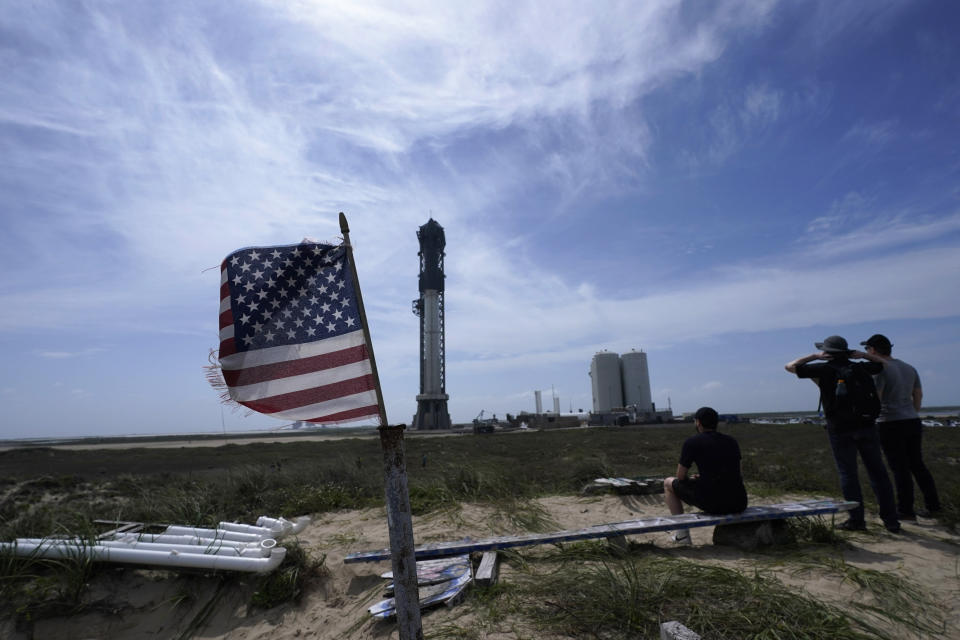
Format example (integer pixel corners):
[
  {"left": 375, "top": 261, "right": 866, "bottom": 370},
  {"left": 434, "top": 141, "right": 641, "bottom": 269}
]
[
  {"left": 339, "top": 211, "right": 388, "bottom": 427},
  {"left": 338, "top": 212, "right": 423, "bottom": 640}
]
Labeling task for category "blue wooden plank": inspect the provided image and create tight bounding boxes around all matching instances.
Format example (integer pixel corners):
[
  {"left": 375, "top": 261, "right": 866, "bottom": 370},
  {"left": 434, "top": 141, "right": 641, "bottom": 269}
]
[{"left": 344, "top": 499, "right": 858, "bottom": 564}]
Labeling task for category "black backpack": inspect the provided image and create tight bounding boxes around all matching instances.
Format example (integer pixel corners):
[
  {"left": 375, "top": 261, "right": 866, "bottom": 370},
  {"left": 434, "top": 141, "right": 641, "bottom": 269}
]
[{"left": 829, "top": 362, "right": 881, "bottom": 426}]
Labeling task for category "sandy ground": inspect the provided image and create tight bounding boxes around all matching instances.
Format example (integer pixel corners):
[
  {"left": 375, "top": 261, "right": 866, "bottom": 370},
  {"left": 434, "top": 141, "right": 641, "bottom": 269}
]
[{"left": 3, "top": 493, "right": 958, "bottom": 640}]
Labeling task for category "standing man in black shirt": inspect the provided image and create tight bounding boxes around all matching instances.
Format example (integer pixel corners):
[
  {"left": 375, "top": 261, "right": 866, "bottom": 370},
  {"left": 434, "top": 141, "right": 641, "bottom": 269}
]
[
  {"left": 663, "top": 407, "right": 748, "bottom": 545},
  {"left": 785, "top": 335, "right": 900, "bottom": 533}
]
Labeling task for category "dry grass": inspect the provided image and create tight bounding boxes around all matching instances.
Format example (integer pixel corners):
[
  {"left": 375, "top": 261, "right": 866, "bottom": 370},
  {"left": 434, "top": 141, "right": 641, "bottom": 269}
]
[{"left": 2, "top": 422, "right": 958, "bottom": 636}]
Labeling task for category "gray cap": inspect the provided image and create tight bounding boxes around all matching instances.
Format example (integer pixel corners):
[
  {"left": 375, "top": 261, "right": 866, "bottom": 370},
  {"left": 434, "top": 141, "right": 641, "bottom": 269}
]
[{"left": 815, "top": 335, "right": 850, "bottom": 353}]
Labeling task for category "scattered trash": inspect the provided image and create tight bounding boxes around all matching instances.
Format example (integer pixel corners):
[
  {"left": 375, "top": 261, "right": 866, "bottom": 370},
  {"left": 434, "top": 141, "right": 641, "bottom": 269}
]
[
  {"left": 661, "top": 620, "right": 702, "bottom": 640},
  {"left": 582, "top": 476, "right": 665, "bottom": 495},
  {"left": 369, "top": 554, "right": 472, "bottom": 618},
  {"left": 381, "top": 554, "right": 471, "bottom": 592}
]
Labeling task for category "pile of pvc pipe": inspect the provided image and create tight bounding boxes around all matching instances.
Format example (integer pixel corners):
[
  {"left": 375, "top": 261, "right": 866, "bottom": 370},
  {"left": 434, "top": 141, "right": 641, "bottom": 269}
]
[{"left": 0, "top": 515, "right": 311, "bottom": 573}]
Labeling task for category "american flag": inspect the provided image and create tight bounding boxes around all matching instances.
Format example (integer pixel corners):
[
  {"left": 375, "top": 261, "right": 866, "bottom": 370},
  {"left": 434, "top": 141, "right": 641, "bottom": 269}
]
[{"left": 217, "top": 241, "right": 380, "bottom": 424}]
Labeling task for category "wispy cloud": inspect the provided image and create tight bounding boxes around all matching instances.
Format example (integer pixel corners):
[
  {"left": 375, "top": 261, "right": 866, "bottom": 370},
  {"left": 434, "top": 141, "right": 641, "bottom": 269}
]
[
  {"left": 36, "top": 348, "right": 105, "bottom": 359},
  {"left": 682, "top": 82, "right": 784, "bottom": 167},
  {"left": 793, "top": 0, "right": 912, "bottom": 52},
  {"left": 805, "top": 191, "right": 872, "bottom": 233},
  {"left": 742, "top": 84, "right": 782, "bottom": 127},
  {"left": 0, "top": 0, "right": 782, "bottom": 336},
  {"left": 800, "top": 210, "right": 960, "bottom": 259},
  {"left": 443, "top": 241, "right": 960, "bottom": 376},
  {"left": 843, "top": 119, "right": 898, "bottom": 145}
]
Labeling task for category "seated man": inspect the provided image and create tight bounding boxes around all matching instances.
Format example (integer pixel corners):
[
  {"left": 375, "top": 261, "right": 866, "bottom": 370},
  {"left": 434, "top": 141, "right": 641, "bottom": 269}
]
[{"left": 663, "top": 406, "right": 748, "bottom": 545}]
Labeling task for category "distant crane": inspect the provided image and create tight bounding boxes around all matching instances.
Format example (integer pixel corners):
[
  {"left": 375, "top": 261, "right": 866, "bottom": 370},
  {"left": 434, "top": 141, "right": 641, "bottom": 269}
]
[{"left": 472, "top": 409, "right": 498, "bottom": 434}]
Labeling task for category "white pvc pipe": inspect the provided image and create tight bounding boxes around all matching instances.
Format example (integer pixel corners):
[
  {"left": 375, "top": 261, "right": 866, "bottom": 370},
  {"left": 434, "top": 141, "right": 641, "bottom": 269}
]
[
  {"left": 18, "top": 536, "right": 278, "bottom": 559},
  {"left": 106, "top": 538, "right": 277, "bottom": 558},
  {"left": 113, "top": 533, "right": 251, "bottom": 547},
  {"left": 257, "top": 515, "right": 310, "bottom": 536},
  {"left": 163, "top": 526, "right": 263, "bottom": 543},
  {"left": 0, "top": 540, "right": 286, "bottom": 573},
  {"left": 290, "top": 516, "right": 310, "bottom": 534},
  {"left": 255, "top": 516, "right": 289, "bottom": 535},
  {"left": 217, "top": 522, "right": 281, "bottom": 537},
  {"left": 99, "top": 539, "right": 275, "bottom": 558}
]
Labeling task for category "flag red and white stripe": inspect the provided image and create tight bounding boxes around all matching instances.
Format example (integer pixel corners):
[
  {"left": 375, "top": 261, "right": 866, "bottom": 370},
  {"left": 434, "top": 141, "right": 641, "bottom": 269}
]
[{"left": 217, "top": 241, "right": 381, "bottom": 425}]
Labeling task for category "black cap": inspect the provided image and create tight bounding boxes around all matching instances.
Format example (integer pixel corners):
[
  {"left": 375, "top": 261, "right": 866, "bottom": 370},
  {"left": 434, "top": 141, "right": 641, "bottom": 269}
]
[
  {"left": 815, "top": 335, "right": 850, "bottom": 353},
  {"left": 861, "top": 334, "right": 892, "bottom": 350}
]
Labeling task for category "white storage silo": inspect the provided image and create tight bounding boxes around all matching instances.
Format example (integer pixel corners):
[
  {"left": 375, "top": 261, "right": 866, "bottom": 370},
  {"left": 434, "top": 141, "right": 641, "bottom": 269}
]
[
  {"left": 621, "top": 349, "right": 653, "bottom": 413},
  {"left": 590, "top": 351, "right": 623, "bottom": 413}
]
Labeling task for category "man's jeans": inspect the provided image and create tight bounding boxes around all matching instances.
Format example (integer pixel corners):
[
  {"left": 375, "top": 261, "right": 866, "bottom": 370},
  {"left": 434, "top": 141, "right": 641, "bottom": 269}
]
[
  {"left": 878, "top": 419, "right": 941, "bottom": 516},
  {"left": 827, "top": 425, "right": 899, "bottom": 526}
]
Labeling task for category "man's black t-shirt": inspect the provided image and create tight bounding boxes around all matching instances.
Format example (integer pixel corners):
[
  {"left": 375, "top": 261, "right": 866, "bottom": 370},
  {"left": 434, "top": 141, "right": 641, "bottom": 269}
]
[
  {"left": 795, "top": 359, "right": 882, "bottom": 430},
  {"left": 679, "top": 430, "right": 747, "bottom": 514}
]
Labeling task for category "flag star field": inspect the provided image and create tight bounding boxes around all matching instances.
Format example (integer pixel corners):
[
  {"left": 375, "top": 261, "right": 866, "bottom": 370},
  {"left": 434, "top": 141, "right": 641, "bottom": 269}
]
[
  {"left": 218, "top": 242, "right": 379, "bottom": 425},
  {"left": 220, "top": 245, "right": 355, "bottom": 355}
]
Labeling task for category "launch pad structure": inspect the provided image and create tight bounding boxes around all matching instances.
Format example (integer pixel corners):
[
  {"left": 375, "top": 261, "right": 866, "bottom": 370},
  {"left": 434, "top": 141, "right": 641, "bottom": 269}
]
[{"left": 411, "top": 219, "right": 451, "bottom": 430}]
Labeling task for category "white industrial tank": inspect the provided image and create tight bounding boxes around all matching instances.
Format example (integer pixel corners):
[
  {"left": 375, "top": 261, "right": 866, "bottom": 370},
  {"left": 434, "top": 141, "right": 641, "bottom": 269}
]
[
  {"left": 590, "top": 351, "right": 623, "bottom": 413},
  {"left": 621, "top": 349, "right": 652, "bottom": 413}
]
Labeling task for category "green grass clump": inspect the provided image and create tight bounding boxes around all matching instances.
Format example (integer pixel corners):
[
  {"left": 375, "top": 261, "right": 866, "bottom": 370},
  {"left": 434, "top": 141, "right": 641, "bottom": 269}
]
[
  {"left": 787, "top": 515, "right": 845, "bottom": 545},
  {"left": 0, "top": 534, "right": 101, "bottom": 626},
  {"left": 518, "top": 556, "right": 883, "bottom": 639},
  {"left": 408, "top": 483, "right": 457, "bottom": 515},
  {"left": 250, "top": 540, "right": 326, "bottom": 609},
  {"left": 794, "top": 556, "right": 946, "bottom": 637},
  {"left": 277, "top": 481, "right": 373, "bottom": 515}
]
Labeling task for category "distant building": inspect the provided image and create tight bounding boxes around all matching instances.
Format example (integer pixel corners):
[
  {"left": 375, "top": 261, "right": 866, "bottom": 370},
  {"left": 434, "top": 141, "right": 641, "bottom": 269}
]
[
  {"left": 589, "top": 349, "right": 671, "bottom": 425},
  {"left": 589, "top": 351, "right": 624, "bottom": 413},
  {"left": 510, "top": 411, "right": 582, "bottom": 430}
]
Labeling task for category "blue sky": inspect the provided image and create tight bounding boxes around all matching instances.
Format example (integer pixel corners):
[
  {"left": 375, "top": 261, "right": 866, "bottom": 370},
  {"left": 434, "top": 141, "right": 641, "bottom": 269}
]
[{"left": 2, "top": 0, "right": 959, "bottom": 438}]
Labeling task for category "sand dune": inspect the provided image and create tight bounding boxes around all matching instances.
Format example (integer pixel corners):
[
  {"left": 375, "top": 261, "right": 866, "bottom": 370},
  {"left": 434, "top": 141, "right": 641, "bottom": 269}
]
[{"left": 4, "top": 492, "right": 958, "bottom": 639}]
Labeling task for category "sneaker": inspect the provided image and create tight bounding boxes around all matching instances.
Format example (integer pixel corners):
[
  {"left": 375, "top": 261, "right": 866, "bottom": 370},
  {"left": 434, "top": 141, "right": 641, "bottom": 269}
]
[
  {"left": 670, "top": 531, "right": 692, "bottom": 546},
  {"left": 885, "top": 522, "right": 902, "bottom": 533},
  {"left": 838, "top": 519, "right": 867, "bottom": 531},
  {"left": 898, "top": 512, "right": 917, "bottom": 522},
  {"left": 916, "top": 508, "right": 940, "bottom": 519}
]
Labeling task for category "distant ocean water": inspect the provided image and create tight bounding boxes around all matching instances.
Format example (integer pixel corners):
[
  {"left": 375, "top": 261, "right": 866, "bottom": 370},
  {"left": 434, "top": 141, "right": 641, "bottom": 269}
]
[
  {"left": 739, "top": 405, "right": 960, "bottom": 419},
  {"left": 921, "top": 405, "right": 960, "bottom": 416}
]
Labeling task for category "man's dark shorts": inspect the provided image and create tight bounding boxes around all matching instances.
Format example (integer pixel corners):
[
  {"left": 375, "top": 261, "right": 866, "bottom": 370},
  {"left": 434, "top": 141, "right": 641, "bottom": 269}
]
[{"left": 672, "top": 478, "right": 702, "bottom": 510}]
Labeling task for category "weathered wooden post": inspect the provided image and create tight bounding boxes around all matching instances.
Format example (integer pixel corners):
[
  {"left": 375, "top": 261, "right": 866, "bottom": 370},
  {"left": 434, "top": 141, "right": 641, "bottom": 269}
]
[{"left": 378, "top": 424, "right": 423, "bottom": 640}]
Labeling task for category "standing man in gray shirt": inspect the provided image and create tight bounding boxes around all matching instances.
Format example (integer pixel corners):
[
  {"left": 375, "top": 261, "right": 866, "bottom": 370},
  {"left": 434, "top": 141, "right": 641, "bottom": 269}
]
[{"left": 861, "top": 334, "right": 941, "bottom": 519}]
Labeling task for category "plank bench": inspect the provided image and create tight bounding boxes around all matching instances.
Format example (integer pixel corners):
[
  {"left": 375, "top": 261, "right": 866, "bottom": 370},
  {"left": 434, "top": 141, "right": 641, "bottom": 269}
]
[{"left": 344, "top": 499, "right": 858, "bottom": 563}]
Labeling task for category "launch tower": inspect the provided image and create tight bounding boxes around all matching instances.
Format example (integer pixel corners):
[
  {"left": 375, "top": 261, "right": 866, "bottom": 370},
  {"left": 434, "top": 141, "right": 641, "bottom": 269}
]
[{"left": 412, "top": 219, "right": 451, "bottom": 429}]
